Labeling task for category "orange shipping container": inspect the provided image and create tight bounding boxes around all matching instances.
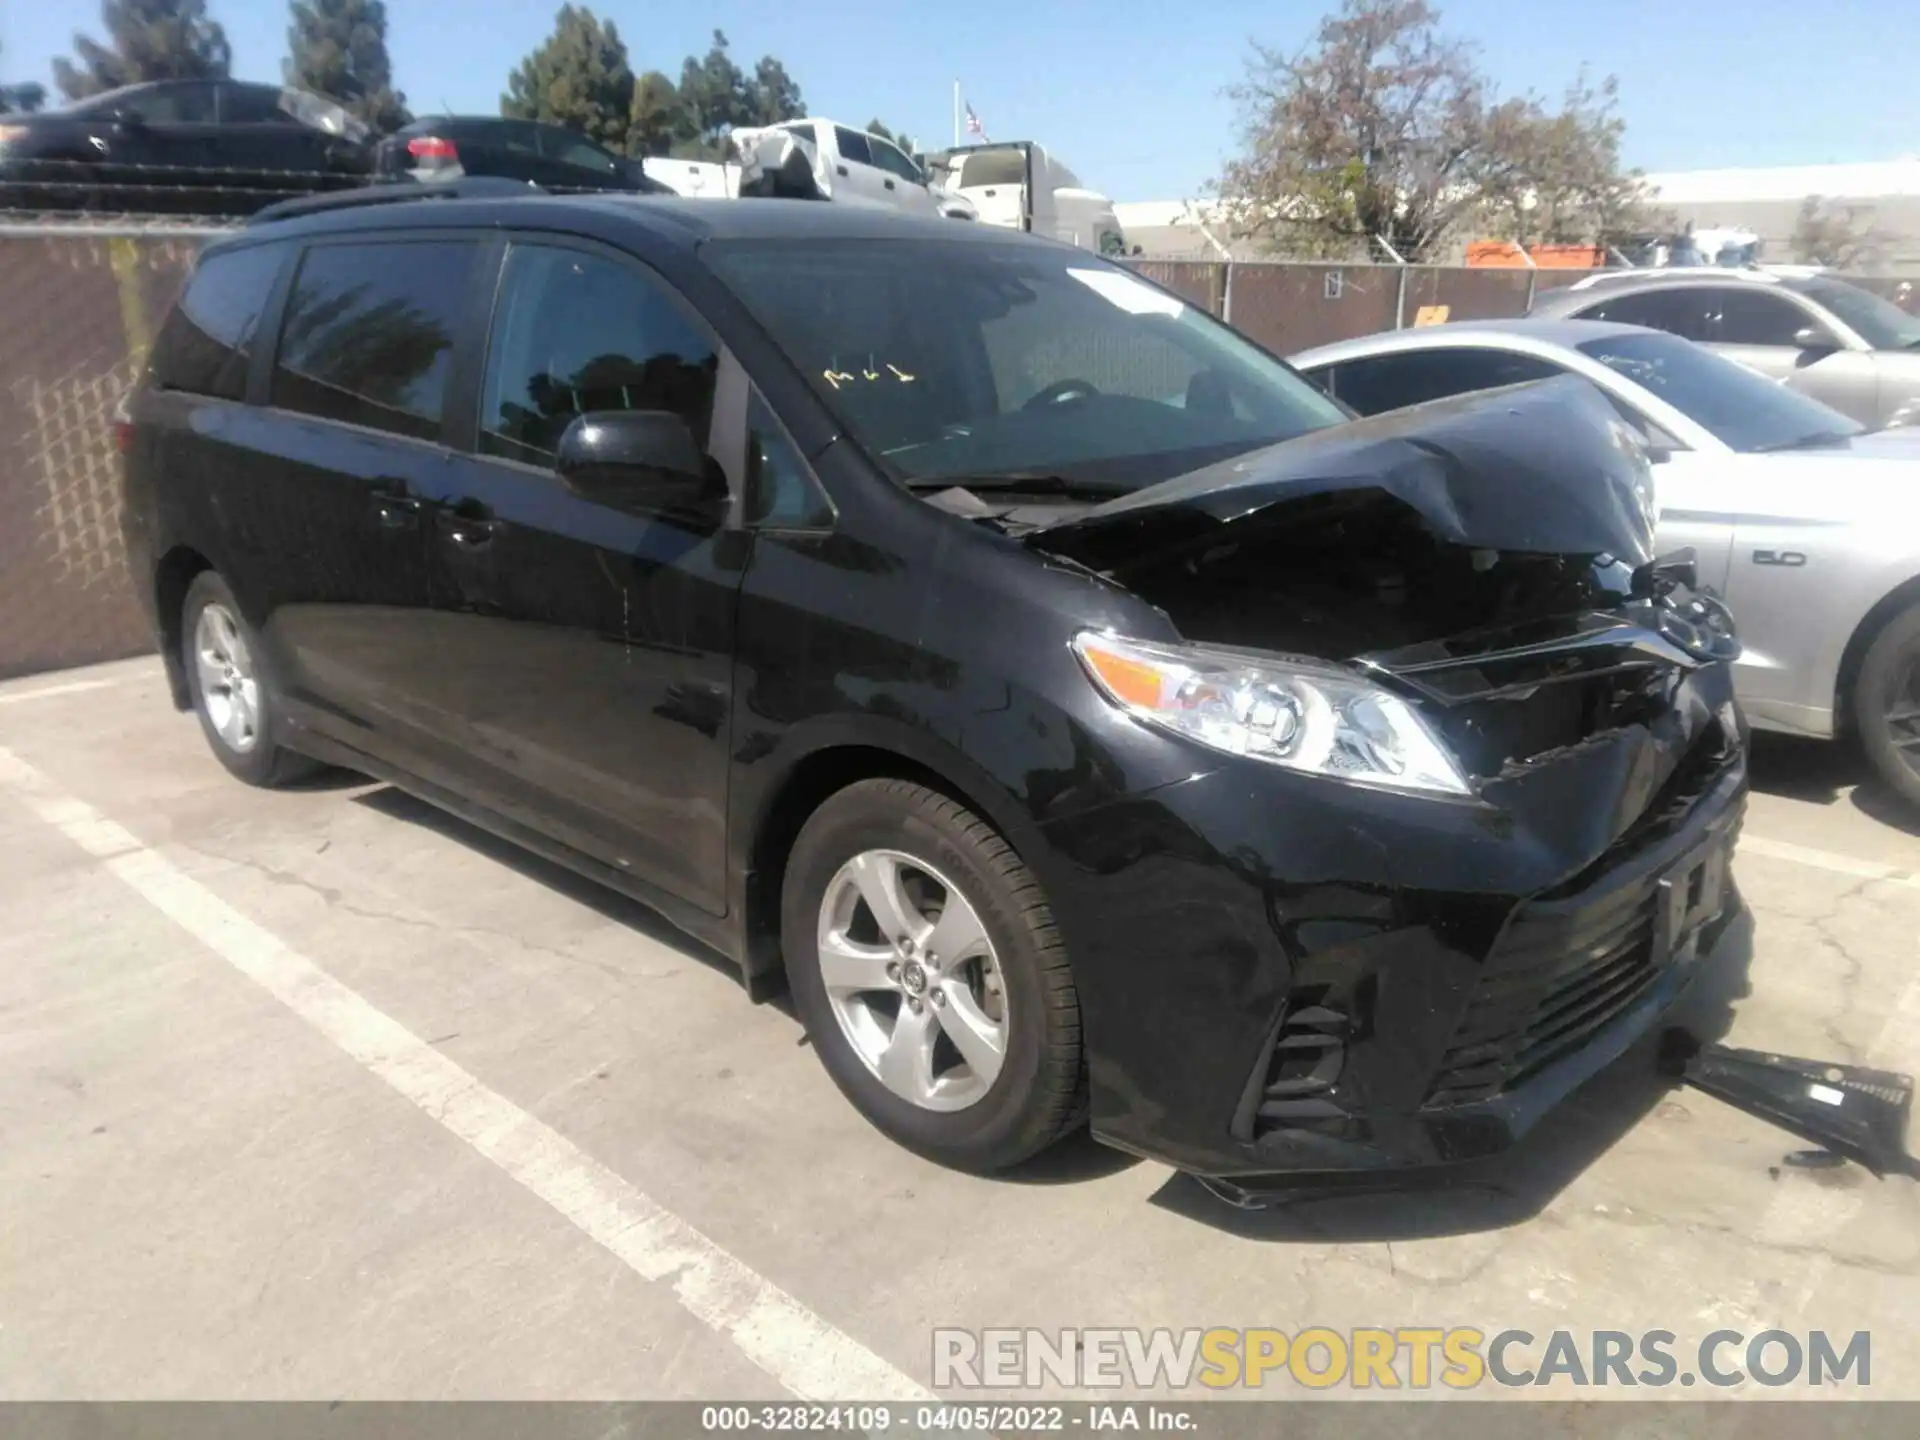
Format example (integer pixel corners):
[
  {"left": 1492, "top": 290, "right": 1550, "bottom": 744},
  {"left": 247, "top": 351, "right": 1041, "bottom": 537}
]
[{"left": 1466, "top": 241, "right": 1609, "bottom": 268}]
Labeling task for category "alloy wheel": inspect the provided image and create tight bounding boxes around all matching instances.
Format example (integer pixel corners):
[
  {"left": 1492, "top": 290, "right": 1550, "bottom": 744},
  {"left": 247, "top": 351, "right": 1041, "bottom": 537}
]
[
  {"left": 193, "top": 602, "right": 261, "bottom": 755},
  {"left": 815, "top": 848, "right": 1008, "bottom": 1112},
  {"left": 1891, "top": 655, "right": 1920, "bottom": 781}
]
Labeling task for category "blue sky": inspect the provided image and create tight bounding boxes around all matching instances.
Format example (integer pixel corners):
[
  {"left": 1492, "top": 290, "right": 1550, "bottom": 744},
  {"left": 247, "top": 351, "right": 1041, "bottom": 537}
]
[{"left": 3, "top": 0, "right": 1913, "bottom": 201}]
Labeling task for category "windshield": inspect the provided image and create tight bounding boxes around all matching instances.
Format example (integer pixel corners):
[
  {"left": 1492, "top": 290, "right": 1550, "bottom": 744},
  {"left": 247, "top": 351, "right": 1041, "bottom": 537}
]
[
  {"left": 1576, "top": 331, "right": 1863, "bottom": 453},
  {"left": 1794, "top": 276, "right": 1920, "bottom": 351},
  {"left": 705, "top": 238, "right": 1347, "bottom": 492}
]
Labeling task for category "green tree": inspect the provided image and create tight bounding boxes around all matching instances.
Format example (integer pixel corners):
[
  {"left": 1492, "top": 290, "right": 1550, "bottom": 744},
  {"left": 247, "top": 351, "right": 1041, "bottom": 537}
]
[
  {"left": 53, "top": 0, "right": 232, "bottom": 101},
  {"left": 1, "top": 42, "right": 49, "bottom": 113},
  {"left": 671, "top": 28, "right": 748, "bottom": 157},
  {"left": 285, "top": 0, "right": 409, "bottom": 132},
  {"left": 742, "top": 55, "right": 802, "bottom": 125},
  {"left": 501, "top": 4, "right": 634, "bottom": 156},
  {"left": 867, "top": 119, "right": 917, "bottom": 157},
  {"left": 628, "top": 69, "right": 679, "bottom": 156}
]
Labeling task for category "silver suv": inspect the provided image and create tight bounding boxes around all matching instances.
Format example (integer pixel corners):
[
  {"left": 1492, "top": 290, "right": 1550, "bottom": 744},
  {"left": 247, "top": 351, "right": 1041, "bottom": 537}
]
[{"left": 1530, "top": 269, "right": 1920, "bottom": 430}]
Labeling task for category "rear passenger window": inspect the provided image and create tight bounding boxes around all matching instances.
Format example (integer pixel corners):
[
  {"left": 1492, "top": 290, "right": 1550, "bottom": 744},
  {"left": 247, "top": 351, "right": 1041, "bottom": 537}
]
[
  {"left": 151, "top": 243, "right": 287, "bottom": 401},
  {"left": 479, "top": 243, "right": 718, "bottom": 465},
  {"left": 1573, "top": 288, "right": 1712, "bottom": 342},
  {"left": 1323, "top": 349, "right": 1562, "bottom": 417},
  {"left": 272, "top": 240, "right": 477, "bottom": 441}
]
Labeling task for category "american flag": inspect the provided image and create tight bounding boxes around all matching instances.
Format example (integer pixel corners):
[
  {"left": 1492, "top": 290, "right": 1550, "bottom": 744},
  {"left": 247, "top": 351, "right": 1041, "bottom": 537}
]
[{"left": 965, "top": 102, "right": 987, "bottom": 140}]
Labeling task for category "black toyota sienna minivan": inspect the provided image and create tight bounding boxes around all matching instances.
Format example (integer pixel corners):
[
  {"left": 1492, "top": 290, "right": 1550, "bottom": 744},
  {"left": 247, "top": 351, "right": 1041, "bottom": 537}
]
[{"left": 121, "top": 189, "right": 1748, "bottom": 1195}]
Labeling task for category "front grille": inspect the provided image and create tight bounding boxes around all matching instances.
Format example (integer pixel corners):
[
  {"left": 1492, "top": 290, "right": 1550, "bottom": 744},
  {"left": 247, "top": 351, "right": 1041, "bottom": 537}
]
[{"left": 1425, "top": 883, "right": 1662, "bottom": 1108}]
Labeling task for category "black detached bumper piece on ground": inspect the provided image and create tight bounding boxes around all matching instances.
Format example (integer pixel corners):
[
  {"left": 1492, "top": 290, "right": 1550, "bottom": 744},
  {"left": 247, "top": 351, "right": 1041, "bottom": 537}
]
[{"left": 1675, "top": 1042, "right": 1920, "bottom": 1180}]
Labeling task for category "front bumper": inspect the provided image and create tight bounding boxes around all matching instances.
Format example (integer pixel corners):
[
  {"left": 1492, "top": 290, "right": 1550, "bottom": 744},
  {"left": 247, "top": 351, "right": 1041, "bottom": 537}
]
[{"left": 1036, "top": 661, "right": 1748, "bottom": 1181}]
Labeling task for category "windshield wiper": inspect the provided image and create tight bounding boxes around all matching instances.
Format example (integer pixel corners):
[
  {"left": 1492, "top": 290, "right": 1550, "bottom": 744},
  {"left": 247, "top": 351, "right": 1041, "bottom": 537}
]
[
  {"left": 1750, "top": 430, "right": 1855, "bottom": 453},
  {"left": 905, "top": 472, "right": 1131, "bottom": 498}
]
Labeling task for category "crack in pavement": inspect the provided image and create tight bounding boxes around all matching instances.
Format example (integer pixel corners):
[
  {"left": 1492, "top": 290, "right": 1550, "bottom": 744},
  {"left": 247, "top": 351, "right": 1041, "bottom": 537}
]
[
  {"left": 187, "top": 848, "right": 681, "bottom": 987},
  {"left": 1805, "top": 875, "right": 1877, "bottom": 1064}
]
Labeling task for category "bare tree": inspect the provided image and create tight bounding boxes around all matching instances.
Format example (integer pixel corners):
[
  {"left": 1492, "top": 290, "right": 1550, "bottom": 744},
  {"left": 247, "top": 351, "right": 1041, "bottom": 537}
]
[
  {"left": 1220, "top": 0, "right": 1489, "bottom": 260},
  {"left": 1220, "top": 0, "right": 1650, "bottom": 262},
  {"left": 1478, "top": 71, "right": 1660, "bottom": 250},
  {"left": 1791, "top": 196, "right": 1882, "bottom": 270}
]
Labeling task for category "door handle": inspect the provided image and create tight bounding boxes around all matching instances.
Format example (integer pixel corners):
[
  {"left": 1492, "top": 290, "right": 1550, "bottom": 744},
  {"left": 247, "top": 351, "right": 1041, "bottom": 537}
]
[
  {"left": 835, "top": 164, "right": 848, "bottom": 177},
  {"left": 371, "top": 487, "right": 423, "bottom": 530},
  {"left": 436, "top": 498, "right": 496, "bottom": 547},
  {"left": 883, "top": 178, "right": 896, "bottom": 190}
]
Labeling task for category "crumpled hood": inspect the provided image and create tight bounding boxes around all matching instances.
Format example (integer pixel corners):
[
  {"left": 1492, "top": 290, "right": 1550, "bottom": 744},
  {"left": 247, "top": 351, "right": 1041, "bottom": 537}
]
[{"left": 1029, "top": 377, "right": 1659, "bottom": 576}]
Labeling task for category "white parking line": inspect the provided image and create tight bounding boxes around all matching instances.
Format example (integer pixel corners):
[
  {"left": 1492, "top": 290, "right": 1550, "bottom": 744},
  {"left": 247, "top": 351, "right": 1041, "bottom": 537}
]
[
  {"left": 1739, "top": 834, "right": 1920, "bottom": 890},
  {"left": 0, "top": 677, "right": 118, "bottom": 706},
  {"left": 0, "top": 741, "right": 932, "bottom": 1406}
]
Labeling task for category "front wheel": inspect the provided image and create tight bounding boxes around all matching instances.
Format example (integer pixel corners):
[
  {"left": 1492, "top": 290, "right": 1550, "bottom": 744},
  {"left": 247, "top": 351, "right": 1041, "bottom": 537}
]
[
  {"left": 1855, "top": 601, "right": 1920, "bottom": 808},
  {"left": 781, "top": 778, "right": 1084, "bottom": 1171}
]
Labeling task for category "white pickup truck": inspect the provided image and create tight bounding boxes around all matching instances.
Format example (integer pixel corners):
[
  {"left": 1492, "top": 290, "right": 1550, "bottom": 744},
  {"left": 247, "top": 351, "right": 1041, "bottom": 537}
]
[
  {"left": 641, "top": 120, "right": 977, "bottom": 220},
  {"left": 924, "top": 142, "right": 1127, "bottom": 255}
]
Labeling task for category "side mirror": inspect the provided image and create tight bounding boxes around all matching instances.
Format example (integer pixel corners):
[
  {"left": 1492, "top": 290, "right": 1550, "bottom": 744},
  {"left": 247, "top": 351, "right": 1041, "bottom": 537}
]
[
  {"left": 555, "top": 411, "right": 726, "bottom": 522},
  {"left": 1792, "top": 325, "right": 1838, "bottom": 354}
]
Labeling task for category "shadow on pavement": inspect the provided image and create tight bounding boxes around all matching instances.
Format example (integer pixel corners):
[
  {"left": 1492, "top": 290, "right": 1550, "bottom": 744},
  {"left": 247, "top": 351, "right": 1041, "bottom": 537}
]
[
  {"left": 1746, "top": 731, "right": 1920, "bottom": 837},
  {"left": 1149, "top": 903, "right": 1758, "bottom": 1242},
  {"left": 348, "top": 769, "right": 1798, "bottom": 1228},
  {"left": 350, "top": 783, "right": 793, "bottom": 1015}
]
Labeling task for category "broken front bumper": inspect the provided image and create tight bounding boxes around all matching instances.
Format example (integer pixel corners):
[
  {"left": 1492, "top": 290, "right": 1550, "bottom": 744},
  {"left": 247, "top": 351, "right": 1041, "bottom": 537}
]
[{"left": 1037, "top": 660, "right": 1748, "bottom": 1183}]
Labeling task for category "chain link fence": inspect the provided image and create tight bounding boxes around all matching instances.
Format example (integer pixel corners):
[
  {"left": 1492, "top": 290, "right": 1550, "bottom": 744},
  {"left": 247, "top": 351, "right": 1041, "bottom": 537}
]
[
  {"left": 0, "top": 225, "right": 214, "bottom": 679},
  {"left": 3, "top": 214, "right": 1919, "bottom": 681}
]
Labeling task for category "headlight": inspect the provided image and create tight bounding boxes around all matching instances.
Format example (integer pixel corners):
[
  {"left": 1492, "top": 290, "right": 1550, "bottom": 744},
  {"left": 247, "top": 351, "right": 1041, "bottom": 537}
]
[{"left": 1071, "top": 632, "right": 1472, "bottom": 798}]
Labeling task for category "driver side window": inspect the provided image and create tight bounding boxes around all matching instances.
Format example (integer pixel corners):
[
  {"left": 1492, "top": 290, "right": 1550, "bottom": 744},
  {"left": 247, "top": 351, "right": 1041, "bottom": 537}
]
[
  {"left": 1320, "top": 348, "right": 1561, "bottom": 416},
  {"left": 480, "top": 243, "right": 718, "bottom": 466},
  {"left": 869, "top": 138, "right": 923, "bottom": 185}
]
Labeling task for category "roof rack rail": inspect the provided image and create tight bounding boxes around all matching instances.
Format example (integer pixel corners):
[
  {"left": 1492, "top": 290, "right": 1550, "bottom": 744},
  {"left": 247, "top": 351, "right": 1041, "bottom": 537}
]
[{"left": 246, "top": 177, "right": 546, "bottom": 227}]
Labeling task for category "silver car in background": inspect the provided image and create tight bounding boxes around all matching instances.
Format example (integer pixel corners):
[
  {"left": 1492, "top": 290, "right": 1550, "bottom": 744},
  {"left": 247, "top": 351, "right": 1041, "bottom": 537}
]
[
  {"left": 1292, "top": 319, "right": 1920, "bottom": 805},
  {"left": 1528, "top": 268, "right": 1920, "bottom": 430}
]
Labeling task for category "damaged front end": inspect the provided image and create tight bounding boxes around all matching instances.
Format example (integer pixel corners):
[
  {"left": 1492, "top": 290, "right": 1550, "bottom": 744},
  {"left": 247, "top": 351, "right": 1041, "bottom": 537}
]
[
  {"left": 1018, "top": 381, "right": 1761, "bottom": 1181},
  {"left": 1029, "top": 379, "right": 1739, "bottom": 841}
]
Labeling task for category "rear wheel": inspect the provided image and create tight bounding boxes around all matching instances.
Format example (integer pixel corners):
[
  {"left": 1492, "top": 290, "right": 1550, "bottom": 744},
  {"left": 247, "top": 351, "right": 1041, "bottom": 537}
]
[
  {"left": 1855, "top": 601, "right": 1920, "bottom": 808},
  {"left": 181, "top": 571, "right": 320, "bottom": 788},
  {"left": 781, "top": 778, "right": 1084, "bottom": 1171}
]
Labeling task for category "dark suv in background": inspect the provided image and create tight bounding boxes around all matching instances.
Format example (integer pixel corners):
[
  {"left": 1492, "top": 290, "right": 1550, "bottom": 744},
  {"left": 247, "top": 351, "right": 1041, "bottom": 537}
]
[
  {"left": 0, "top": 80, "right": 372, "bottom": 215},
  {"left": 374, "top": 116, "right": 670, "bottom": 194},
  {"left": 119, "top": 189, "right": 1746, "bottom": 1198}
]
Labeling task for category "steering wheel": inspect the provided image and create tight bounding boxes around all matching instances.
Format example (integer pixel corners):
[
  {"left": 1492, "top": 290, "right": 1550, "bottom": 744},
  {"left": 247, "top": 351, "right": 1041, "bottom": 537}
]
[{"left": 1023, "top": 378, "right": 1100, "bottom": 411}]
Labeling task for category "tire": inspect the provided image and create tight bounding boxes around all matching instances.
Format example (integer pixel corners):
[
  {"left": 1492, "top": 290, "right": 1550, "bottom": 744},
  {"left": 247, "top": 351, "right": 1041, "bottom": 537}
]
[
  {"left": 781, "top": 778, "right": 1084, "bottom": 1171},
  {"left": 180, "top": 571, "right": 320, "bottom": 788},
  {"left": 1855, "top": 600, "right": 1920, "bottom": 809}
]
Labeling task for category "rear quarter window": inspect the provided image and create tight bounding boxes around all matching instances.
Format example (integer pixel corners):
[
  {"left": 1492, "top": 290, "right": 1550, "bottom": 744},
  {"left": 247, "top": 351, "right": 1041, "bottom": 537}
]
[{"left": 150, "top": 242, "right": 290, "bottom": 401}]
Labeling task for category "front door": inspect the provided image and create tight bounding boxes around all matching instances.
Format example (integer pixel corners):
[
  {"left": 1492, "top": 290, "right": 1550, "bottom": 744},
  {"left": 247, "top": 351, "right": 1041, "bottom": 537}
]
[
  {"left": 417, "top": 237, "right": 745, "bottom": 913},
  {"left": 1703, "top": 285, "right": 1883, "bottom": 427}
]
